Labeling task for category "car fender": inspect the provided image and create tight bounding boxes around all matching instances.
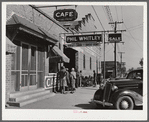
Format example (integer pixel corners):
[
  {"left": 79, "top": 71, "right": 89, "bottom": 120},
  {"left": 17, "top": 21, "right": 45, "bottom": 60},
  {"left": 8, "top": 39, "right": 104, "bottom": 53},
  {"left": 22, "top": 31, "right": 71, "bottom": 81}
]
[
  {"left": 93, "top": 89, "right": 104, "bottom": 100},
  {"left": 110, "top": 89, "right": 142, "bottom": 106}
]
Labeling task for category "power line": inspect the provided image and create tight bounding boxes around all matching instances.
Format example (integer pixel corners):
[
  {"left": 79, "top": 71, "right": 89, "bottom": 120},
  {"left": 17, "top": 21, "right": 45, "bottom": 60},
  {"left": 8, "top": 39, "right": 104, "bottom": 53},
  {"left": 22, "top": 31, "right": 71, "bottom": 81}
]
[
  {"left": 127, "top": 24, "right": 143, "bottom": 30},
  {"left": 92, "top": 6, "right": 105, "bottom": 31},
  {"left": 124, "top": 23, "right": 143, "bottom": 51},
  {"left": 128, "top": 26, "right": 143, "bottom": 32},
  {"left": 123, "top": 33, "right": 143, "bottom": 42}
]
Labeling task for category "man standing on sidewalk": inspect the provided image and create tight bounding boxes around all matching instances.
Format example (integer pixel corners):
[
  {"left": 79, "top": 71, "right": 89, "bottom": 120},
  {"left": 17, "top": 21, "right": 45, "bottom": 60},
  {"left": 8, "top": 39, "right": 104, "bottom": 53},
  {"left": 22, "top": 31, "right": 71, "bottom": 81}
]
[
  {"left": 70, "top": 68, "right": 76, "bottom": 93},
  {"left": 93, "top": 70, "right": 97, "bottom": 87},
  {"left": 79, "top": 70, "right": 82, "bottom": 87},
  {"left": 58, "top": 66, "right": 67, "bottom": 94},
  {"left": 66, "top": 68, "right": 70, "bottom": 91}
]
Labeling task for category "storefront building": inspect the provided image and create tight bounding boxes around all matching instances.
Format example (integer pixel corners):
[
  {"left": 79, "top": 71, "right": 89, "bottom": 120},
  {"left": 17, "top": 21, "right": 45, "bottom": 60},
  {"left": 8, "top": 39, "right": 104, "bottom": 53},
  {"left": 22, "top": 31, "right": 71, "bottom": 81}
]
[
  {"left": 62, "top": 14, "right": 101, "bottom": 76},
  {"left": 6, "top": 5, "right": 70, "bottom": 107},
  {"left": 5, "top": 5, "right": 101, "bottom": 107}
]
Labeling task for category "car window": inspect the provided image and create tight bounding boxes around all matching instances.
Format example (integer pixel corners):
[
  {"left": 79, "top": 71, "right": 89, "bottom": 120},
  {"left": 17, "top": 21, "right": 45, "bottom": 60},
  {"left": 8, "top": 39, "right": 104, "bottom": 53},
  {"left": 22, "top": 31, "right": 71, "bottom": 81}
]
[{"left": 127, "top": 70, "right": 143, "bottom": 80}]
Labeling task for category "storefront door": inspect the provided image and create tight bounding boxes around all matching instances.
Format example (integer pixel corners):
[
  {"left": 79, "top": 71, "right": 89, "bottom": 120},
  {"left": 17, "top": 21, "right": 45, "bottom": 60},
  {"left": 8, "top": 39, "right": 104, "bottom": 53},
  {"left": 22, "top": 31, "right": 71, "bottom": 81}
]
[{"left": 21, "top": 43, "right": 37, "bottom": 91}]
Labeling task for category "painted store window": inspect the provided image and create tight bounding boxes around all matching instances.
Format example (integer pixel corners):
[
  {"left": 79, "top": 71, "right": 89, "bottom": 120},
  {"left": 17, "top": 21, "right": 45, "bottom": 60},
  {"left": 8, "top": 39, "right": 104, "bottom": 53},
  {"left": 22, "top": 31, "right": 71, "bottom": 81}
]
[{"left": 90, "top": 57, "right": 92, "bottom": 70}]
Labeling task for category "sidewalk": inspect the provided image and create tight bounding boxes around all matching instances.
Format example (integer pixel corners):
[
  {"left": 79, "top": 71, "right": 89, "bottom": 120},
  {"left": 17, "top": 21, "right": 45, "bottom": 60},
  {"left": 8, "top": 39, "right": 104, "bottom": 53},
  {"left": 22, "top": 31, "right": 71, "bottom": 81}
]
[{"left": 6, "top": 85, "right": 99, "bottom": 109}]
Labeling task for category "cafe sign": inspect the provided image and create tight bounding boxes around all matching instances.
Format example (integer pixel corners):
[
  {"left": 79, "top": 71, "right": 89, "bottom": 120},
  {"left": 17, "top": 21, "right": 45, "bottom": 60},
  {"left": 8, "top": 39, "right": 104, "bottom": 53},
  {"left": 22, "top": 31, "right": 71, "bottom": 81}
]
[
  {"left": 108, "top": 33, "right": 122, "bottom": 42},
  {"left": 44, "top": 73, "right": 57, "bottom": 89},
  {"left": 53, "top": 9, "right": 78, "bottom": 21},
  {"left": 66, "top": 34, "right": 102, "bottom": 43}
]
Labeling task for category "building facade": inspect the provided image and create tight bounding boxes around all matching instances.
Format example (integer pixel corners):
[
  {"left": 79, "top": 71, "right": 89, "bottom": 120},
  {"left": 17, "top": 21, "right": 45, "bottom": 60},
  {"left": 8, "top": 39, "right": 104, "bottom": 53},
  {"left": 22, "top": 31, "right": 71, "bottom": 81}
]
[
  {"left": 6, "top": 5, "right": 70, "bottom": 103},
  {"left": 101, "top": 61, "right": 121, "bottom": 78},
  {"left": 62, "top": 13, "right": 101, "bottom": 76},
  {"left": 5, "top": 5, "right": 102, "bottom": 106}
]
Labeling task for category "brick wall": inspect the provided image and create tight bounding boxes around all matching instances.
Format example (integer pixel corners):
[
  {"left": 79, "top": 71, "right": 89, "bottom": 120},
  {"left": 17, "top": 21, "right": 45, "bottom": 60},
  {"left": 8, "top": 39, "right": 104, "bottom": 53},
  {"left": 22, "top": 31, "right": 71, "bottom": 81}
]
[{"left": 6, "top": 54, "right": 12, "bottom": 102}]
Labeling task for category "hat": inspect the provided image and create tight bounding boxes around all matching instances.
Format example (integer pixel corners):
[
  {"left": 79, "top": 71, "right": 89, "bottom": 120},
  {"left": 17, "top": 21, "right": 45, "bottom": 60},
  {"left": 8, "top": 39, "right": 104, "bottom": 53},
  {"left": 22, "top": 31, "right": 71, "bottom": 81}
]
[
  {"left": 71, "top": 68, "right": 75, "bottom": 71},
  {"left": 61, "top": 66, "right": 65, "bottom": 69}
]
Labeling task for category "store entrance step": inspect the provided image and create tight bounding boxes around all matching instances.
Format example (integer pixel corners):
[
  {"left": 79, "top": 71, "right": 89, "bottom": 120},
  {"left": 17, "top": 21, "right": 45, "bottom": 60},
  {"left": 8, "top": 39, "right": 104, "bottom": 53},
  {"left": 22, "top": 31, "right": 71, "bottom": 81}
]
[{"left": 7, "top": 88, "right": 55, "bottom": 107}]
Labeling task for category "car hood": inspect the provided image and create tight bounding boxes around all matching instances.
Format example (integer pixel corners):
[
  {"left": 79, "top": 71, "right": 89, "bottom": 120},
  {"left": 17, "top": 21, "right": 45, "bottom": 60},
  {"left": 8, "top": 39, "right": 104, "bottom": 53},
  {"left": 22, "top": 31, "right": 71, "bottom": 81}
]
[{"left": 108, "top": 79, "right": 142, "bottom": 88}]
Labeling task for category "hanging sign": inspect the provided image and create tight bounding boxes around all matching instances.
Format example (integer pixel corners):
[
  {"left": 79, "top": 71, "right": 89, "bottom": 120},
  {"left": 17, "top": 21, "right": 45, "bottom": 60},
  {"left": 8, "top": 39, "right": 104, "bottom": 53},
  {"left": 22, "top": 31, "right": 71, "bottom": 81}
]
[
  {"left": 65, "top": 42, "right": 100, "bottom": 47},
  {"left": 66, "top": 34, "right": 102, "bottom": 43},
  {"left": 53, "top": 9, "right": 78, "bottom": 21},
  {"left": 44, "top": 73, "right": 57, "bottom": 89},
  {"left": 108, "top": 33, "right": 122, "bottom": 42}
]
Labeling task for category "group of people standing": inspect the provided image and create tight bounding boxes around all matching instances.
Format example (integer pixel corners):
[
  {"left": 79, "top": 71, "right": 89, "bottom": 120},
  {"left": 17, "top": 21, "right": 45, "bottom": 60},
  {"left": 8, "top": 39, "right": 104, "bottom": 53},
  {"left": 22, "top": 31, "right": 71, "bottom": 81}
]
[{"left": 57, "top": 66, "right": 82, "bottom": 94}]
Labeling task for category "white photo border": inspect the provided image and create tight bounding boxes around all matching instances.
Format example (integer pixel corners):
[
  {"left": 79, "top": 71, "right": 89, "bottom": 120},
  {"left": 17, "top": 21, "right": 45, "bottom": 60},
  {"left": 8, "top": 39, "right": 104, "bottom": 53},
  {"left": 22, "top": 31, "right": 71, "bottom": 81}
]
[{"left": 2, "top": 2, "right": 147, "bottom": 120}]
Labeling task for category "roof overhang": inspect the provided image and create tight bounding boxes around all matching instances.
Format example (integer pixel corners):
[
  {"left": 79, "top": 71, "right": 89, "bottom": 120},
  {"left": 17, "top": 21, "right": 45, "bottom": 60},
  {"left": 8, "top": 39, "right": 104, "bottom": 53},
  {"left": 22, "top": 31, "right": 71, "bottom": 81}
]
[
  {"left": 49, "top": 46, "right": 70, "bottom": 63},
  {"left": 6, "top": 14, "right": 58, "bottom": 45}
]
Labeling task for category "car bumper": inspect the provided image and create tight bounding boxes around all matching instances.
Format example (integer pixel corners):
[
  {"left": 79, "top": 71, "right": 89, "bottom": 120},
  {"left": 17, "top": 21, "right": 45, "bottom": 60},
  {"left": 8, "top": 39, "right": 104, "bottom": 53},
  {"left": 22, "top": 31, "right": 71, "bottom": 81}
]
[{"left": 92, "top": 99, "right": 113, "bottom": 107}]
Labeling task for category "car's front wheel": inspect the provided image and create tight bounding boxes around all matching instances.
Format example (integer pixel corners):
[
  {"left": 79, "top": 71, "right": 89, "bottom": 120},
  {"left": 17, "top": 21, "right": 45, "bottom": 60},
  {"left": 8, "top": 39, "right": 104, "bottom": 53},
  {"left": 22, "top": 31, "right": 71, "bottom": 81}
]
[{"left": 115, "top": 96, "right": 134, "bottom": 110}]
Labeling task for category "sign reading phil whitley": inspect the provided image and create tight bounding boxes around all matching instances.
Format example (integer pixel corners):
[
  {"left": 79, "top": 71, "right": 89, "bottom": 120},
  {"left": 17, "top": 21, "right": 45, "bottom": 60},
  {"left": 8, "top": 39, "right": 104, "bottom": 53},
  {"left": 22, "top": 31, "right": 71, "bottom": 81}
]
[{"left": 66, "top": 34, "right": 102, "bottom": 43}]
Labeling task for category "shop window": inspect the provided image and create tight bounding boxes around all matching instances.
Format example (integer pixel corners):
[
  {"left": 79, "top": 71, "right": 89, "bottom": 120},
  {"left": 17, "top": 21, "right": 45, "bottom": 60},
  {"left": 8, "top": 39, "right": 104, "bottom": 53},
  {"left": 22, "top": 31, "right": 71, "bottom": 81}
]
[
  {"left": 11, "top": 46, "right": 20, "bottom": 91},
  {"left": 90, "top": 57, "right": 92, "bottom": 70},
  {"left": 30, "top": 46, "right": 36, "bottom": 86},
  {"left": 83, "top": 54, "right": 85, "bottom": 69},
  {"left": 37, "top": 47, "right": 45, "bottom": 87},
  {"left": 11, "top": 42, "right": 45, "bottom": 91}
]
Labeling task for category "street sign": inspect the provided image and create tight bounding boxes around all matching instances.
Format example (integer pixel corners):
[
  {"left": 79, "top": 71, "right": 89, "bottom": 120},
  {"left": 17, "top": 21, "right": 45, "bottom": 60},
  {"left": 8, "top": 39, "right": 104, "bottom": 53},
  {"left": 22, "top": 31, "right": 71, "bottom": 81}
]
[
  {"left": 53, "top": 9, "right": 78, "bottom": 21},
  {"left": 66, "top": 34, "right": 102, "bottom": 43},
  {"left": 108, "top": 33, "right": 122, "bottom": 42},
  {"left": 65, "top": 42, "right": 100, "bottom": 47}
]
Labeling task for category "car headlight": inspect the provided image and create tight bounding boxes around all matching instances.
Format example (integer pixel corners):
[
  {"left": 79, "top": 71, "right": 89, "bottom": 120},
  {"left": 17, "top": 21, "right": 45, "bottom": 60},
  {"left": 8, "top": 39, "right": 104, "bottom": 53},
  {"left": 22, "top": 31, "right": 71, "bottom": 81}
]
[
  {"left": 99, "top": 83, "right": 104, "bottom": 89},
  {"left": 111, "top": 85, "right": 118, "bottom": 91},
  {"left": 99, "top": 79, "right": 107, "bottom": 89}
]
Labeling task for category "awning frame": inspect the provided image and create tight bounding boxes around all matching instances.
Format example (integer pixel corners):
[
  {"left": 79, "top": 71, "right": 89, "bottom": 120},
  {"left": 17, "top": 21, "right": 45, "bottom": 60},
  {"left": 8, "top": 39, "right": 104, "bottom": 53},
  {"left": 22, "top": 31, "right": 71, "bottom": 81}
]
[
  {"left": 6, "top": 14, "right": 58, "bottom": 45},
  {"left": 49, "top": 46, "right": 70, "bottom": 63}
]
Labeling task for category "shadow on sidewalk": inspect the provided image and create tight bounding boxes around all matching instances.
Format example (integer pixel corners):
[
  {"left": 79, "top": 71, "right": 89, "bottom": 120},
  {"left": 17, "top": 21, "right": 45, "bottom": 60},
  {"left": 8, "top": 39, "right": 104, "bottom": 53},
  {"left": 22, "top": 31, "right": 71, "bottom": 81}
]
[
  {"left": 81, "top": 86, "right": 99, "bottom": 90},
  {"left": 74, "top": 102, "right": 97, "bottom": 109},
  {"left": 75, "top": 102, "right": 143, "bottom": 110}
]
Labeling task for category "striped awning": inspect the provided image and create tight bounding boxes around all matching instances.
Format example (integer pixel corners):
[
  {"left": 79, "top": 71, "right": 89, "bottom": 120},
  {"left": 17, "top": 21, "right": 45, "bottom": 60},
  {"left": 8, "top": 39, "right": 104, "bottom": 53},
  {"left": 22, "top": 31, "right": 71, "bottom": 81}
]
[{"left": 49, "top": 46, "right": 70, "bottom": 63}]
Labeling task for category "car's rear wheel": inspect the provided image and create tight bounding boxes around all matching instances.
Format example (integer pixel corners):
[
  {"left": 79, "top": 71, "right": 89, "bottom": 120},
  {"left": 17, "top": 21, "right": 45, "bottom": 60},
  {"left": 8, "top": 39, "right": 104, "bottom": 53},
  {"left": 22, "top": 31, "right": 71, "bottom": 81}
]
[{"left": 115, "top": 96, "right": 134, "bottom": 110}]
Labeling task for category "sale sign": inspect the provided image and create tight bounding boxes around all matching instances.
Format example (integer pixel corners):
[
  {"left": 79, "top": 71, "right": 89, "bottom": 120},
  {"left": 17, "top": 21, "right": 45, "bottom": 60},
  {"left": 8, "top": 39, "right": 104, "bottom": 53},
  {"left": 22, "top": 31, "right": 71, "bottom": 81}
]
[{"left": 108, "top": 33, "right": 122, "bottom": 42}]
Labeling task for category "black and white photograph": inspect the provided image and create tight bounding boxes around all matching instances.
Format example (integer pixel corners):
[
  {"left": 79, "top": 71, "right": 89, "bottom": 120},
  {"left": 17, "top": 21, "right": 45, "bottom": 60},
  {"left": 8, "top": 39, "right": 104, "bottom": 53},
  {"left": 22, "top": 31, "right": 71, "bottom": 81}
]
[{"left": 2, "top": 1, "right": 147, "bottom": 121}]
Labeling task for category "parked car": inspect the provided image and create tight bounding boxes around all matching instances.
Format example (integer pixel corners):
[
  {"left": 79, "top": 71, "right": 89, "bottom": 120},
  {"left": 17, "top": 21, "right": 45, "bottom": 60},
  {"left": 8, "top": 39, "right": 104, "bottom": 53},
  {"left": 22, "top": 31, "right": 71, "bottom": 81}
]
[{"left": 92, "top": 68, "right": 143, "bottom": 110}]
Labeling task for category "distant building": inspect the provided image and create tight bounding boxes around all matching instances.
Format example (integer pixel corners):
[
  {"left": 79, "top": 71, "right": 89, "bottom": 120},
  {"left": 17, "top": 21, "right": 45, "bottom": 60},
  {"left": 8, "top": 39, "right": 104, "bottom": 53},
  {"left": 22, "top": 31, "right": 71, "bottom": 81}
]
[{"left": 101, "top": 61, "right": 121, "bottom": 78}]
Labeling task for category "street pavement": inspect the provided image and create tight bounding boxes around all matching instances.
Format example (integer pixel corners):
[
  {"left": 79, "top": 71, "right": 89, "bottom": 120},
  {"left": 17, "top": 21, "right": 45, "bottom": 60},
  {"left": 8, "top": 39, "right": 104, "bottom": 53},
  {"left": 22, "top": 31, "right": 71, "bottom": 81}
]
[
  {"left": 6, "top": 85, "right": 142, "bottom": 110},
  {"left": 7, "top": 85, "right": 99, "bottom": 109}
]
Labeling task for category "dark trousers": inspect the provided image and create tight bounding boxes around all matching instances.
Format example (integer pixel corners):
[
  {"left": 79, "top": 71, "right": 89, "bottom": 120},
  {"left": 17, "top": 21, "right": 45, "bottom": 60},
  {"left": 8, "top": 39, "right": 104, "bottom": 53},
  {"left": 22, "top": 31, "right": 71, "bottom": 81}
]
[
  {"left": 60, "top": 86, "right": 66, "bottom": 93},
  {"left": 76, "top": 78, "right": 79, "bottom": 88}
]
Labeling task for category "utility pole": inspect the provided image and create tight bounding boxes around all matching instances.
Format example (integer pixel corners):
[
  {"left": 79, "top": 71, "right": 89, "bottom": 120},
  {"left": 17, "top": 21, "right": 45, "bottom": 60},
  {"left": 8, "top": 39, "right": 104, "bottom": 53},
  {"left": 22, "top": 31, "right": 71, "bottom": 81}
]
[
  {"left": 109, "top": 21, "right": 125, "bottom": 78},
  {"left": 103, "top": 32, "right": 106, "bottom": 79},
  {"left": 118, "top": 52, "right": 125, "bottom": 77}
]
